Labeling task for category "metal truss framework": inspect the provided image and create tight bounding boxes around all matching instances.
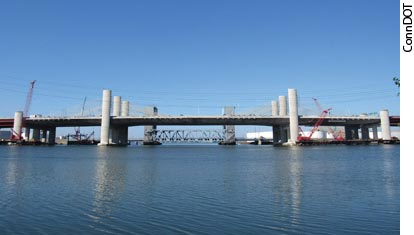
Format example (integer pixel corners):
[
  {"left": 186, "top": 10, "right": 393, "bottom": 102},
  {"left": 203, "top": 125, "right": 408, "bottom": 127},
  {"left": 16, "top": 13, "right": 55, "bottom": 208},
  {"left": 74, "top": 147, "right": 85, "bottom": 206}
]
[{"left": 150, "top": 129, "right": 225, "bottom": 143}]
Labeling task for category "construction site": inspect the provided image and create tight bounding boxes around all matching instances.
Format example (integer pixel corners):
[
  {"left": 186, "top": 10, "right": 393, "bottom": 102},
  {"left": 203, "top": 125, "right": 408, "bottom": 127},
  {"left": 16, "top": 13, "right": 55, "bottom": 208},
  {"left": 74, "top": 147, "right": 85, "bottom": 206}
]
[{"left": 0, "top": 81, "right": 400, "bottom": 146}]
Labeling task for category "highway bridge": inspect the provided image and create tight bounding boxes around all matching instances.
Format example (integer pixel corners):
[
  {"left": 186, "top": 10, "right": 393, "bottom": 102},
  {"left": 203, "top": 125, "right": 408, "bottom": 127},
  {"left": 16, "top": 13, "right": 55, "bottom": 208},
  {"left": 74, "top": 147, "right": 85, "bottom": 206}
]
[
  {"left": 7, "top": 115, "right": 396, "bottom": 127},
  {"left": 0, "top": 88, "right": 399, "bottom": 146}
]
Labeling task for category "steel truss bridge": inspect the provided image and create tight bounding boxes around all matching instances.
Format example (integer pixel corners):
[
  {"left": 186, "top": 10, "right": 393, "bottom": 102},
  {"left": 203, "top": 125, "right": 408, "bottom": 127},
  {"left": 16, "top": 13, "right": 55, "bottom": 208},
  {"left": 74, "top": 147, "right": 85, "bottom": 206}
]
[{"left": 150, "top": 129, "right": 225, "bottom": 143}]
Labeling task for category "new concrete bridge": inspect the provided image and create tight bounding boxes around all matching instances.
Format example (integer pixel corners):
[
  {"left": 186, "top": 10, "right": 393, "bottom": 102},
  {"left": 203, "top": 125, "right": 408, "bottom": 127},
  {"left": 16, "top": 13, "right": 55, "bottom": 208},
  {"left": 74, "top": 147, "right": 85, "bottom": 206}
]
[{"left": 1, "top": 88, "right": 399, "bottom": 146}]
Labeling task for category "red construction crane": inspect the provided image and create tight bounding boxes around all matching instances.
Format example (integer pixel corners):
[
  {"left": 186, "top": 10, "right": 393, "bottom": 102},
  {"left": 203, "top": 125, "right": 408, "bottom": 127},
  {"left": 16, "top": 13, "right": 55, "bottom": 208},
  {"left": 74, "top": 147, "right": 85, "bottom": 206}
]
[
  {"left": 311, "top": 98, "right": 343, "bottom": 141},
  {"left": 298, "top": 107, "right": 332, "bottom": 141},
  {"left": 24, "top": 80, "right": 36, "bottom": 118},
  {"left": 11, "top": 80, "right": 36, "bottom": 141},
  {"left": 312, "top": 97, "right": 323, "bottom": 114}
]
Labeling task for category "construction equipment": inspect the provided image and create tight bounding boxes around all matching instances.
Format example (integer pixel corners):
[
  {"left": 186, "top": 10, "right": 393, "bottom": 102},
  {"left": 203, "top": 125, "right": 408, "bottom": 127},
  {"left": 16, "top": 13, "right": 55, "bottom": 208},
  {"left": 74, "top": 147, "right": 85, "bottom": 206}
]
[
  {"left": 11, "top": 80, "right": 36, "bottom": 140},
  {"left": 312, "top": 98, "right": 344, "bottom": 141},
  {"left": 298, "top": 107, "right": 332, "bottom": 142},
  {"left": 73, "top": 97, "right": 87, "bottom": 141},
  {"left": 24, "top": 80, "right": 36, "bottom": 118},
  {"left": 67, "top": 131, "right": 97, "bottom": 145}
]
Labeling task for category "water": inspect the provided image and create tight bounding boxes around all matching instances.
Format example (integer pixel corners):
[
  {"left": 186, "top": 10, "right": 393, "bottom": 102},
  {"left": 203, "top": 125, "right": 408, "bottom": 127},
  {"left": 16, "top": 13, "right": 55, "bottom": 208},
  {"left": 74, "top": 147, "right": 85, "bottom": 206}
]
[{"left": 0, "top": 145, "right": 399, "bottom": 234}]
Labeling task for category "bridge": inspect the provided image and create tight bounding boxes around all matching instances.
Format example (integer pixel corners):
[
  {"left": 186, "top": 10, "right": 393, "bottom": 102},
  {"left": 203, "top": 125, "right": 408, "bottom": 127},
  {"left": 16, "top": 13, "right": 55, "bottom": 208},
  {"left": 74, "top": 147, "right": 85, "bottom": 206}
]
[{"left": 0, "top": 88, "right": 399, "bottom": 146}]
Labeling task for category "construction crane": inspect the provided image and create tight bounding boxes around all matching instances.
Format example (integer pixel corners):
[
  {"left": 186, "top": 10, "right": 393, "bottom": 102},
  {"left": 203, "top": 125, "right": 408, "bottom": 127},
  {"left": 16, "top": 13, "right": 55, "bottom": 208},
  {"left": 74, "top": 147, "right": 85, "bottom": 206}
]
[
  {"left": 312, "top": 98, "right": 343, "bottom": 141},
  {"left": 11, "top": 80, "right": 36, "bottom": 140},
  {"left": 298, "top": 107, "right": 332, "bottom": 141},
  {"left": 24, "top": 80, "right": 36, "bottom": 118}
]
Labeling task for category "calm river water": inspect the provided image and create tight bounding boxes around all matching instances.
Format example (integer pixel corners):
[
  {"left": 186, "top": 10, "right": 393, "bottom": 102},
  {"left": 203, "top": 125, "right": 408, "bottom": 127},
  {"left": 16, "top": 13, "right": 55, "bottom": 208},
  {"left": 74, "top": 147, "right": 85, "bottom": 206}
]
[{"left": 0, "top": 145, "right": 399, "bottom": 234}]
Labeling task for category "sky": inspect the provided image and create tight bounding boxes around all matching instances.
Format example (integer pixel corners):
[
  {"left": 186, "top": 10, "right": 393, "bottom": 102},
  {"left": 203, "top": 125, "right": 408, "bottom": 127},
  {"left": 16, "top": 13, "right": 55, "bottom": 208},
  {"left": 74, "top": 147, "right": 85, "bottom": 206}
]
[{"left": 0, "top": 0, "right": 400, "bottom": 135}]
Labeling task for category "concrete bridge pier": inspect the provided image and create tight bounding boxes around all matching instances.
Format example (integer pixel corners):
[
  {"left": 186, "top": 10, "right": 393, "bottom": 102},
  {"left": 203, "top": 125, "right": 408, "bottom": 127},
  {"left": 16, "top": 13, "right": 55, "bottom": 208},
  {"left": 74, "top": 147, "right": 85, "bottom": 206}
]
[
  {"left": 278, "top": 96, "right": 287, "bottom": 116},
  {"left": 32, "top": 129, "right": 41, "bottom": 142},
  {"left": 117, "top": 100, "right": 130, "bottom": 146},
  {"left": 372, "top": 126, "right": 378, "bottom": 140},
  {"left": 288, "top": 88, "right": 299, "bottom": 144},
  {"left": 121, "top": 101, "right": 129, "bottom": 117},
  {"left": 41, "top": 129, "right": 47, "bottom": 143},
  {"left": 11, "top": 111, "right": 23, "bottom": 140},
  {"left": 220, "top": 106, "right": 236, "bottom": 145},
  {"left": 380, "top": 109, "right": 391, "bottom": 142},
  {"left": 24, "top": 128, "right": 30, "bottom": 142},
  {"left": 360, "top": 125, "right": 370, "bottom": 140},
  {"left": 277, "top": 95, "right": 289, "bottom": 144},
  {"left": 280, "top": 126, "right": 289, "bottom": 143},
  {"left": 272, "top": 125, "right": 281, "bottom": 145},
  {"left": 143, "top": 106, "right": 160, "bottom": 145},
  {"left": 109, "top": 96, "right": 126, "bottom": 146},
  {"left": 48, "top": 127, "right": 56, "bottom": 145},
  {"left": 345, "top": 125, "right": 359, "bottom": 140},
  {"left": 118, "top": 126, "right": 129, "bottom": 145},
  {"left": 110, "top": 126, "right": 128, "bottom": 145},
  {"left": 98, "top": 89, "right": 112, "bottom": 146},
  {"left": 271, "top": 100, "right": 279, "bottom": 117}
]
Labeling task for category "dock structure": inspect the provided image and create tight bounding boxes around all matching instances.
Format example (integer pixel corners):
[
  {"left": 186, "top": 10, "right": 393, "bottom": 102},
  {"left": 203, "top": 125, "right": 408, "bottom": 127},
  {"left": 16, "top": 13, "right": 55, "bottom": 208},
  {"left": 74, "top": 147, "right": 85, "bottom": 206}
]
[{"left": 0, "top": 88, "right": 399, "bottom": 146}]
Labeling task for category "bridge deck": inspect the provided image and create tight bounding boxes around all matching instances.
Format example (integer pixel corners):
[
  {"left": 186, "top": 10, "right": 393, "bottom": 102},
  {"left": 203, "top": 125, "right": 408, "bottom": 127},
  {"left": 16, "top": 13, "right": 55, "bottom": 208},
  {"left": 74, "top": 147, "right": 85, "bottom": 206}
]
[{"left": 0, "top": 115, "right": 399, "bottom": 128}]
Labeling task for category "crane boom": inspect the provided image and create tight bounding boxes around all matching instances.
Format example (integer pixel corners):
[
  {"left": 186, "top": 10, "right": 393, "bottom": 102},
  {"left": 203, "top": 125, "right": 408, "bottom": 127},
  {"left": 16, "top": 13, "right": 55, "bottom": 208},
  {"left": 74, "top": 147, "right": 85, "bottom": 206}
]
[
  {"left": 297, "top": 107, "right": 332, "bottom": 142},
  {"left": 24, "top": 80, "right": 36, "bottom": 117},
  {"left": 312, "top": 97, "right": 323, "bottom": 114}
]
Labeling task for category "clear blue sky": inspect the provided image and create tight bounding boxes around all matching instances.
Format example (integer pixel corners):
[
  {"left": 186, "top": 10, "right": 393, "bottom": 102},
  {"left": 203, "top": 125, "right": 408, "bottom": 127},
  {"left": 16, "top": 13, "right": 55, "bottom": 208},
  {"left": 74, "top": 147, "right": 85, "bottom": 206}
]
[{"left": 0, "top": 0, "right": 400, "bottom": 121}]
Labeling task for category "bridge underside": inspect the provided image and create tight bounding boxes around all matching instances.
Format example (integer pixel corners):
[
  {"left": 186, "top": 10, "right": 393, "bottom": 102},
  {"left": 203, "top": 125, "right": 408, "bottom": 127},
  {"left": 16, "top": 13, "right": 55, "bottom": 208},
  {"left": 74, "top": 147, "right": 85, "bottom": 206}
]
[
  {"left": 20, "top": 116, "right": 388, "bottom": 128},
  {"left": 1, "top": 115, "right": 398, "bottom": 146}
]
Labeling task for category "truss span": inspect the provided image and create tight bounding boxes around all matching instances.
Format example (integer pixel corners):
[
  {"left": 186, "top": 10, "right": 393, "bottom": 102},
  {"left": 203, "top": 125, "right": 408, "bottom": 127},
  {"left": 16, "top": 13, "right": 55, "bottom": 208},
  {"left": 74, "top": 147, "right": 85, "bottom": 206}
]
[{"left": 150, "top": 129, "right": 225, "bottom": 143}]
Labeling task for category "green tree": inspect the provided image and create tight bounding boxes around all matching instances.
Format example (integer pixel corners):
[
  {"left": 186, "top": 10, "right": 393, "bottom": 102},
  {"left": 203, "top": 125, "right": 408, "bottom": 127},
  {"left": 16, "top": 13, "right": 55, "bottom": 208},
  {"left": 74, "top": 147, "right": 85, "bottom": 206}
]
[{"left": 393, "top": 77, "right": 400, "bottom": 96}]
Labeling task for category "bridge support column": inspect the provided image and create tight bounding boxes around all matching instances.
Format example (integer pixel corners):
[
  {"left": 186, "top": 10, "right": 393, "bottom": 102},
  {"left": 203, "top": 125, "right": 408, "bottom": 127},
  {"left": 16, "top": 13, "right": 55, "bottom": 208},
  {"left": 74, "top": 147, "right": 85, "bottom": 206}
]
[
  {"left": 11, "top": 111, "right": 23, "bottom": 140},
  {"left": 288, "top": 88, "right": 299, "bottom": 144},
  {"left": 345, "top": 126, "right": 359, "bottom": 140},
  {"left": 372, "top": 126, "right": 378, "bottom": 140},
  {"left": 48, "top": 127, "right": 56, "bottom": 145},
  {"left": 98, "top": 89, "right": 112, "bottom": 146},
  {"left": 121, "top": 101, "right": 129, "bottom": 117},
  {"left": 115, "top": 101, "right": 130, "bottom": 146},
  {"left": 143, "top": 106, "right": 160, "bottom": 145},
  {"left": 24, "top": 128, "right": 30, "bottom": 142},
  {"left": 271, "top": 100, "right": 279, "bottom": 116},
  {"left": 119, "top": 126, "right": 129, "bottom": 145},
  {"left": 272, "top": 125, "right": 281, "bottom": 146},
  {"left": 380, "top": 109, "right": 391, "bottom": 142},
  {"left": 110, "top": 96, "right": 123, "bottom": 145},
  {"left": 33, "top": 129, "right": 41, "bottom": 142},
  {"left": 41, "top": 129, "right": 47, "bottom": 143},
  {"left": 113, "top": 96, "right": 121, "bottom": 116},
  {"left": 110, "top": 126, "right": 128, "bottom": 146},
  {"left": 361, "top": 126, "right": 369, "bottom": 140},
  {"left": 220, "top": 106, "right": 236, "bottom": 145},
  {"left": 111, "top": 127, "right": 120, "bottom": 144},
  {"left": 280, "top": 126, "right": 289, "bottom": 143},
  {"left": 278, "top": 96, "right": 287, "bottom": 116}
]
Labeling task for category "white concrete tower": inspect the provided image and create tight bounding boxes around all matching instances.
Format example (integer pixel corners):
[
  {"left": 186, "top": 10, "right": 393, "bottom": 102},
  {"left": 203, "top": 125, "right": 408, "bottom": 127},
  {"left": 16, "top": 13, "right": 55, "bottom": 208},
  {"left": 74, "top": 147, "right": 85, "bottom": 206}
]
[
  {"left": 99, "top": 89, "right": 112, "bottom": 146},
  {"left": 279, "top": 96, "right": 287, "bottom": 116},
  {"left": 12, "top": 111, "right": 23, "bottom": 140},
  {"left": 121, "top": 101, "right": 129, "bottom": 117},
  {"left": 288, "top": 88, "right": 299, "bottom": 143},
  {"left": 271, "top": 100, "right": 279, "bottom": 117},
  {"left": 113, "top": 96, "right": 121, "bottom": 117},
  {"left": 380, "top": 109, "right": 391, "bottom": 141}
]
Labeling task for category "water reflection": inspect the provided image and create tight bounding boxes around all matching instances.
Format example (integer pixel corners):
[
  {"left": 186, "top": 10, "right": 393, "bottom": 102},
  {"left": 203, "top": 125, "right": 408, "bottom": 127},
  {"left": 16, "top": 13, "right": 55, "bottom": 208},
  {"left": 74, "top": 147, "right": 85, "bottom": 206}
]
[
  {"left": 288, "top": 147, "right": 303, "bottom": 226},
  {"left": 3, "top": 147, "right": 28, "bottom": 201},
  {"left": 91, "top": 147, "right": 128, "bottom": 221},
  {"left": 382, "top": 146, "right": 399, "bottom": 199}
]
